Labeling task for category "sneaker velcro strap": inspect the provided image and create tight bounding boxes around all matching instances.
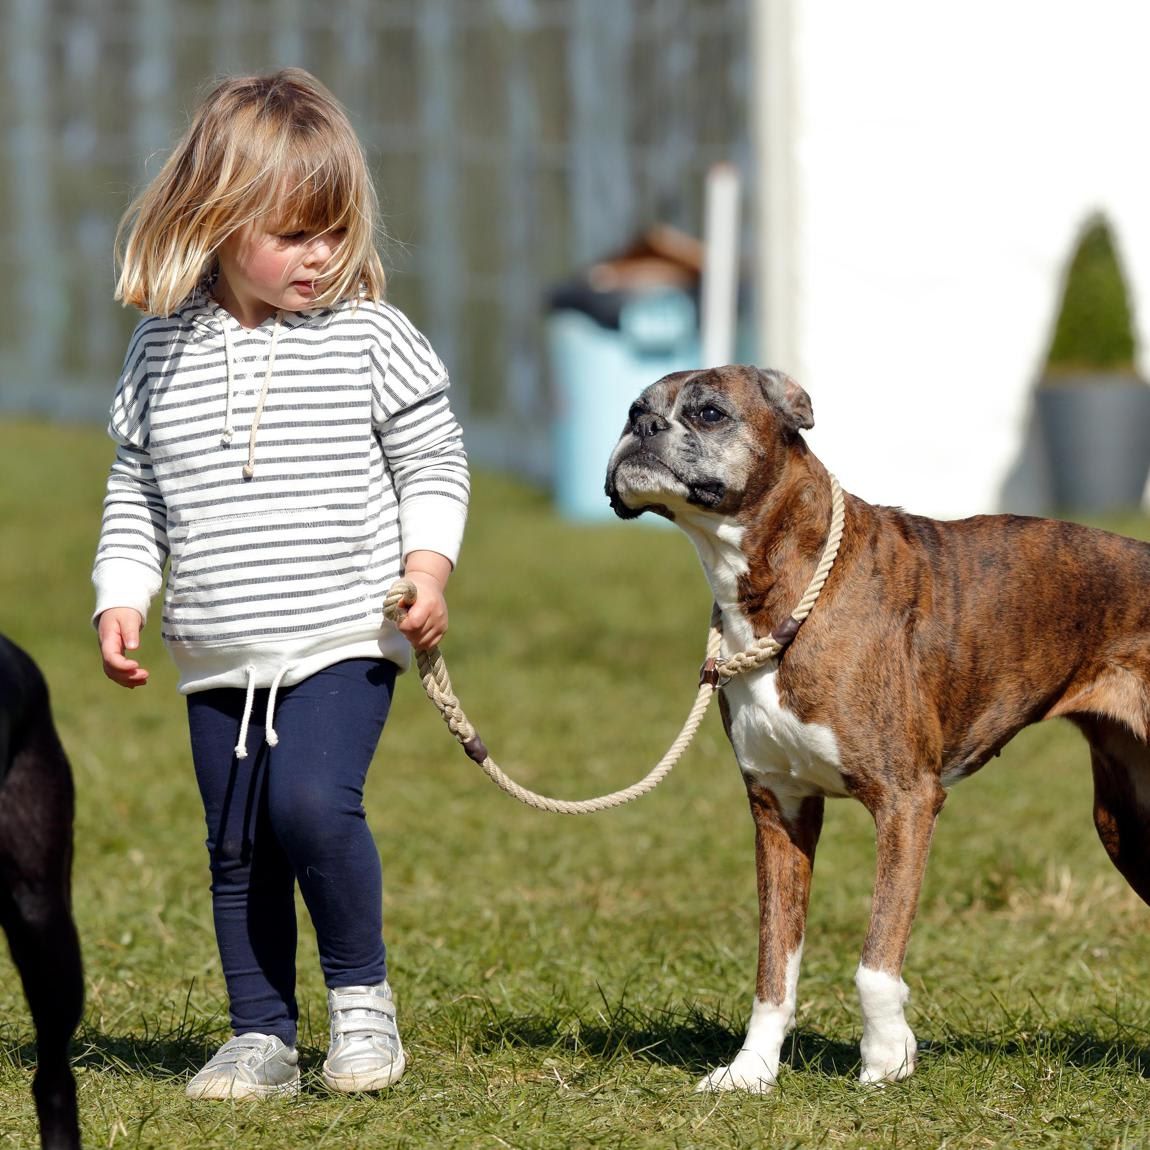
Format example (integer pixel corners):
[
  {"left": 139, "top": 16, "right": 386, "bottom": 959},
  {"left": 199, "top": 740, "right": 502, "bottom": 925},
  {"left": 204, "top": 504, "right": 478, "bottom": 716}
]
[
  {"left": 331, "top": 1015, "right": 398, "bottom": 1038},
  {"left": 331, "top": 994, "right": 396, "bottom": 1016},
  {"left": 207, "top": 1035, "right": 277, "bottom": 1067}
]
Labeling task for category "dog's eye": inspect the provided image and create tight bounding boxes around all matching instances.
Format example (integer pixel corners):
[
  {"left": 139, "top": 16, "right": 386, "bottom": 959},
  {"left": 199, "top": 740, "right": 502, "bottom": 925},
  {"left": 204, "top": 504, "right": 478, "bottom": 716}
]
[{"left": 697, "top": 405, "right": 727, "bottom": 424}]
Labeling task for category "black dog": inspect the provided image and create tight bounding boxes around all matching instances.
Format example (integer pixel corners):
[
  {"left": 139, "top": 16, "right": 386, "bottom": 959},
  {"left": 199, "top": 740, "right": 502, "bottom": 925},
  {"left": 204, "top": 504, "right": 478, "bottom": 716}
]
[{"left": 0, "top": 637, "right": 83, "bottom": 1149}]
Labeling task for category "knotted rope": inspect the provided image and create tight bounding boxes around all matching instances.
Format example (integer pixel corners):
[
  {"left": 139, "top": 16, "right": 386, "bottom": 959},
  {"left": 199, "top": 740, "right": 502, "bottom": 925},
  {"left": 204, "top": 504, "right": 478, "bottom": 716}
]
[{"left": 383, "top": 476, "right": 844, "bottom": 815}]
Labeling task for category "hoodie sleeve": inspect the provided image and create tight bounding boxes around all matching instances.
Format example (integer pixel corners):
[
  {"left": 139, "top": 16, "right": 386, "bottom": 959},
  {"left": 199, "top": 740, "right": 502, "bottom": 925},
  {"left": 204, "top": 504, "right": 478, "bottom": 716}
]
[
  {"left": 91, "top": 322, "right": 171, "bottom": 622},
  {"left": 369, "top": 307, "right": 470, "bottom": 567}
]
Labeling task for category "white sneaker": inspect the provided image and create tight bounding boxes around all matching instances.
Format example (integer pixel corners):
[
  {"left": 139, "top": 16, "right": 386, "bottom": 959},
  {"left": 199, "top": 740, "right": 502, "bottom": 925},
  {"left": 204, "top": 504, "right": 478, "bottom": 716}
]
[
  {"left": 186, "top": 1033, "right": 300, "bottom": 1100},
  {"left": 322, "top": 981, "right": 406, "bottom": 1092}
]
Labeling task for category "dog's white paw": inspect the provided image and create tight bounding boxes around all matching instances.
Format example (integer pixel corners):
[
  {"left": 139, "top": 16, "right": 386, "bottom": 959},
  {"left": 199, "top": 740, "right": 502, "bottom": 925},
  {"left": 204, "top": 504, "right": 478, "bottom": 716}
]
[
  {"left": 859, "top": 1028, "right": 917, "bottom": 1085},
  {"left": 855, "top": 965, "right": 917, "bottom": 1085},
  {"left": 695, "top": 1053, "right": 778, "bottom": 1094}
]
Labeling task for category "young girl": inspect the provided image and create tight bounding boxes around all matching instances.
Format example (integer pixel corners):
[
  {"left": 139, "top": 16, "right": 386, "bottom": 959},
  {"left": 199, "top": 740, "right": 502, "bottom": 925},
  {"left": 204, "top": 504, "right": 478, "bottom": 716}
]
[{"left": 92, "top": 68, "right": 469, "bottom": 1099}]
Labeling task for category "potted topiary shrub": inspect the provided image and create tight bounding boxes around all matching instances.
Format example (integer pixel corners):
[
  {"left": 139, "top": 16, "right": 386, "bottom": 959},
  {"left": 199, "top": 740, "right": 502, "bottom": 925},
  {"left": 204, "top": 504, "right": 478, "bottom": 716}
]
[{"left": 1036, "top": 213, "right": 1150, "bottom": 513}]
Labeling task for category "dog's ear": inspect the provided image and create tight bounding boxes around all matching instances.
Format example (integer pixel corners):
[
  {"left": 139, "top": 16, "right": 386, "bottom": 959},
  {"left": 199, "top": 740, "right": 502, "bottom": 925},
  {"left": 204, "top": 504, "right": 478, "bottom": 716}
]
[{"left": 757, "top": 368, "right": 814, "bottom": 431}]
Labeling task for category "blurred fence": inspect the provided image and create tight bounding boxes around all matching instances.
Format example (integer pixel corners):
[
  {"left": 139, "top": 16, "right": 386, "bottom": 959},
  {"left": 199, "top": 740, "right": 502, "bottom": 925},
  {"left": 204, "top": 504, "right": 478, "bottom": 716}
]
[{"left": 0, "top": 0, "right": 750, "bottom": 479}]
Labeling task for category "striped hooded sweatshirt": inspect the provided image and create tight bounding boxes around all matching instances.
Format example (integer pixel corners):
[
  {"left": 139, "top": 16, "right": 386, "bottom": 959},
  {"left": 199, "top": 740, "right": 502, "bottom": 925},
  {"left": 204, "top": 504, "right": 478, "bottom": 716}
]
[{"left": 92, "top": 290, "right": 470, "bottom": 700}]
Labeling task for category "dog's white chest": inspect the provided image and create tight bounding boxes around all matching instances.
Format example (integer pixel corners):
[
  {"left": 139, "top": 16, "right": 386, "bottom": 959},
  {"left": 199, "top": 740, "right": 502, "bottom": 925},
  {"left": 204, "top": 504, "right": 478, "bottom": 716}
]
[
  {"left": 686, "top": 516, "right": 847, "bottom": 807},
  {"left": 723, "top": 658, "right": 848, "bottom": 803}
]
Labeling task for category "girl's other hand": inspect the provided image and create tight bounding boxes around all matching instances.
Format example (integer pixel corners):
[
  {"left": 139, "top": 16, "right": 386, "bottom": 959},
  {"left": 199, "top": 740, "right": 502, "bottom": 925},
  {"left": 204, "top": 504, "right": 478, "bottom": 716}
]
[
  {"left": 97, "top": 607, "right": 150, "bottom": 687},
  {"left": 398, "top": 553, "right": 452, "bottom": 650}
]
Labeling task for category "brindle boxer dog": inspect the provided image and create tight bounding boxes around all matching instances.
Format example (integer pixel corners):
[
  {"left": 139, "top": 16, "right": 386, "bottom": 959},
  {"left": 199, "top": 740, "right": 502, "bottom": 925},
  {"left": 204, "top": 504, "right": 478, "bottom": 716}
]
[
  {"left": 606, "top": 364, "right": 1150, "bottom": 1093},
  {"left": 0, "top": 636, "right": 84, "bottom": 1149}
]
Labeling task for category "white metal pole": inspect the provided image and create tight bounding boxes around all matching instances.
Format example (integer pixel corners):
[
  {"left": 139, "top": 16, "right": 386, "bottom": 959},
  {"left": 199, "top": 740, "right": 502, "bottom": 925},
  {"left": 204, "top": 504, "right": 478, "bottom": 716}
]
[
  {"left": 751, "top": 0, "right": 799, "bottom": 374},
  {"left": 701, "top": 162, "right": 742, "bottom": 368}
]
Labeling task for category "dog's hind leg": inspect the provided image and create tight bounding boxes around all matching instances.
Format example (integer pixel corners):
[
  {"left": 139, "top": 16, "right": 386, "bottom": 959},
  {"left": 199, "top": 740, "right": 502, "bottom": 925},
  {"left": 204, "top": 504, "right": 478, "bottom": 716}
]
[
  {"left": 1080, "top": 717, "right": 1150, "bottom": 906},
  {"left": 0, "top": 887, "right": 83, "bottom": 1150},
  {"left": 0, "top": 722, "right": 84, "bottom": 1150},
  {"left": 854, "top": 777, "right": 946, "bottom": 1086},
  {"left": 697, "top": 783, "right": 823, "bottom": 1093}
]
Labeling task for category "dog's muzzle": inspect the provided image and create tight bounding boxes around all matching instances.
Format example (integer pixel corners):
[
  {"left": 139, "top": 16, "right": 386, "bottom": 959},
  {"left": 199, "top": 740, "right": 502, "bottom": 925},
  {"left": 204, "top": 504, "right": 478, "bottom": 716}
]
[
  {"left": 605, "top": 453, "right": 650, "bottom": 519},
  {"left": 605, "top": 444, "right": 683, "bottom": 520}
]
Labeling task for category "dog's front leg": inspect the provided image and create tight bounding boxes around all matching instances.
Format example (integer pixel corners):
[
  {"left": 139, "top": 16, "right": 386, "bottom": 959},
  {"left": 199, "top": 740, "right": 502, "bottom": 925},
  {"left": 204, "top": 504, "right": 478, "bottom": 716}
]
[
  {"left": 698, "top": 782, "right": 823, "bottom": 1093},
  {"left": 855, "top": 780, "right": 945, "bottom": 1085}
]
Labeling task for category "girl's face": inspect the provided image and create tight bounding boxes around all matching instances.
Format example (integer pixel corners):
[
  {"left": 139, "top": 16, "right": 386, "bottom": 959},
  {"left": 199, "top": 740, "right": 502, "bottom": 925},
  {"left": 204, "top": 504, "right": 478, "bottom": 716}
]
[{"left": 213, "top": 221, "right": 346, "bottom": 327}]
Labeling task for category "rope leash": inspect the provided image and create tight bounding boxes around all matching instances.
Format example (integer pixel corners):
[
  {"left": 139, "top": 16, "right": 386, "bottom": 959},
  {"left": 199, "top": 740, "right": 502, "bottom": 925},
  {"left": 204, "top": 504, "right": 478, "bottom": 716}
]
[{"left": 383, "top": 476, "right": 844, "bottom": 815}]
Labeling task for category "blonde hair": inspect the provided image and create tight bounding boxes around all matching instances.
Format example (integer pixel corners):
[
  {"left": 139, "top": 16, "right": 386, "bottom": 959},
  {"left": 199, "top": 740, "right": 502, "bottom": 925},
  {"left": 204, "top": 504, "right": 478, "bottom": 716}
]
[{"left": 115, "top": 68, "right": 386, "bottom": 315}]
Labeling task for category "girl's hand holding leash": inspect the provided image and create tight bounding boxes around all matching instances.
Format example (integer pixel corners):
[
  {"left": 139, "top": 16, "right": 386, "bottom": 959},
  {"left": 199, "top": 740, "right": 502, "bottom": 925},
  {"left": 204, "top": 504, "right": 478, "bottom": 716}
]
[
  {"left": 396, "top": 551, "right": 452, "bottom": 650},
  {"left": 97, "top": 607, "right": 150, "bottom": 688}
]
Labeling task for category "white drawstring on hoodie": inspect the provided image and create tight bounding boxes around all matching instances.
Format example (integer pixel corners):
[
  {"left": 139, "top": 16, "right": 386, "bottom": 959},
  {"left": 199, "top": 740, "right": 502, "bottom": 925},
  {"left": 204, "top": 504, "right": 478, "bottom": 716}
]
[
  {"left": 217, "top": 308, "right": 289, "bottom": 760},
  {"left": 220, "top": 310, "right": 283, "bottom": 480},
  {"left": 220, "top": 320, "right": 237, "bottom": 446}
]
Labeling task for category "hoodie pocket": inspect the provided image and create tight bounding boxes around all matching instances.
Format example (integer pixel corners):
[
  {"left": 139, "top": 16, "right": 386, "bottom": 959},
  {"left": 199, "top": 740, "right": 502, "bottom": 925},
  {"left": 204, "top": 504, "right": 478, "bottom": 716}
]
[{"left": 163, "top": 503, "right": 376, "bottom": 644}]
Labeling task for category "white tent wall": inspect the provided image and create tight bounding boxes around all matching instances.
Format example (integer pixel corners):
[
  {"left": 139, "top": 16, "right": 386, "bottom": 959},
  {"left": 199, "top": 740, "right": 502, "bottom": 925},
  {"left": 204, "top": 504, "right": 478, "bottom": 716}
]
[{"left": 761, "top": 0, "right": 1150, "bottom": 518}]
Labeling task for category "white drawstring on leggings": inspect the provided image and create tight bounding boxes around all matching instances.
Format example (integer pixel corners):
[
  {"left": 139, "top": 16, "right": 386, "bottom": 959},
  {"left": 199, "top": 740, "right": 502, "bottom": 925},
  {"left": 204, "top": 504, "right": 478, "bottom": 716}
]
[{"left": 233, "top": 663, "right": 291, "bottom": 759}]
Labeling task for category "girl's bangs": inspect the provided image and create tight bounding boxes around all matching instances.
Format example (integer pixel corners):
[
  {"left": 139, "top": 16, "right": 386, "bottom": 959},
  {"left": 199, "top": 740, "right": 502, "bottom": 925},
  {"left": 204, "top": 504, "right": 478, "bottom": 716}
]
[{"left": 263, "top": 151, "right": 358, "bottom": 236}]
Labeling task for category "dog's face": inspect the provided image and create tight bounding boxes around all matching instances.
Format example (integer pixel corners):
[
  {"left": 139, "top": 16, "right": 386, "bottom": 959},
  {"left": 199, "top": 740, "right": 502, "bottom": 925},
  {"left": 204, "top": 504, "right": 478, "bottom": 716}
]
[{"left": 605, "top": 365, "right": 815, "bottom": 522}]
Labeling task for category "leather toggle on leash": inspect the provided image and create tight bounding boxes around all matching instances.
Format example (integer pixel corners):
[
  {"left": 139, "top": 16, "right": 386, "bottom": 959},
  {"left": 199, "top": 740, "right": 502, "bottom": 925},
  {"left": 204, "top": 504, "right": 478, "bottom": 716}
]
[{"left": 382, "top": 476, "right": 845, "bottom": 815}]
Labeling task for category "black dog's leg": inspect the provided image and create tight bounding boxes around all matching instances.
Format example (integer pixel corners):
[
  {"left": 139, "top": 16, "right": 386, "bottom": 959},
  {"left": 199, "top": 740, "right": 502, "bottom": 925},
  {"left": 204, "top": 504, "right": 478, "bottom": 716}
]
[
  {"left": 0, "top": 662, "right": 84, "bottom": 1150},
  {"left": 0, "top": 889, "right": 83, "bottom": 1150}
]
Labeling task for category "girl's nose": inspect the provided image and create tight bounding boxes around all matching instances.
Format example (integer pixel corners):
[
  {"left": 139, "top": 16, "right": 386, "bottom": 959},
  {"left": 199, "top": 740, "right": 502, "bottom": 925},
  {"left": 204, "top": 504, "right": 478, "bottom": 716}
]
[{"left": 305, "top": 235, "right": 334, "bottom": 265}]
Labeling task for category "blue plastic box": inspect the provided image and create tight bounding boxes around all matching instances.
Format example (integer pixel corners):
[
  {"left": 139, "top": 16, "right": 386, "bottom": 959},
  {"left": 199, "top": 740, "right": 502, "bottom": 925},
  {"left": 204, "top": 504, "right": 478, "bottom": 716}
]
[{"left": 549, "top": 288, "right": 699, "bottom": 522}]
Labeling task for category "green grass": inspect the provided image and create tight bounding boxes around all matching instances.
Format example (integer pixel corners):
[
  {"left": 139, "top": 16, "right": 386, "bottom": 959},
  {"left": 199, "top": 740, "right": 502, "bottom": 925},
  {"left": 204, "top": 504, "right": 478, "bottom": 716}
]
[{"left": 3, "top": 417, "right": 1150, "bottom": 1148}]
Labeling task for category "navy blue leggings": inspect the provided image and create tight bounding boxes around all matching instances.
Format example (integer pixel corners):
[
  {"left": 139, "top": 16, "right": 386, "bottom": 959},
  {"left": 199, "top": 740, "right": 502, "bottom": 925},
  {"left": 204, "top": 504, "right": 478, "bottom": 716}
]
[{"left": 186, "top": 658, "right": 397, "bottom": 1046}]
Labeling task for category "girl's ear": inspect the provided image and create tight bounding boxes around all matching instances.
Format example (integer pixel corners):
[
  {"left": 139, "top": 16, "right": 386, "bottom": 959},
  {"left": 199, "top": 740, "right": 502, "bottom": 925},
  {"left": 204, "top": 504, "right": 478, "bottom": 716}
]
[{"left": 757, "top": 368, "right": 814, "bottom": 431}]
